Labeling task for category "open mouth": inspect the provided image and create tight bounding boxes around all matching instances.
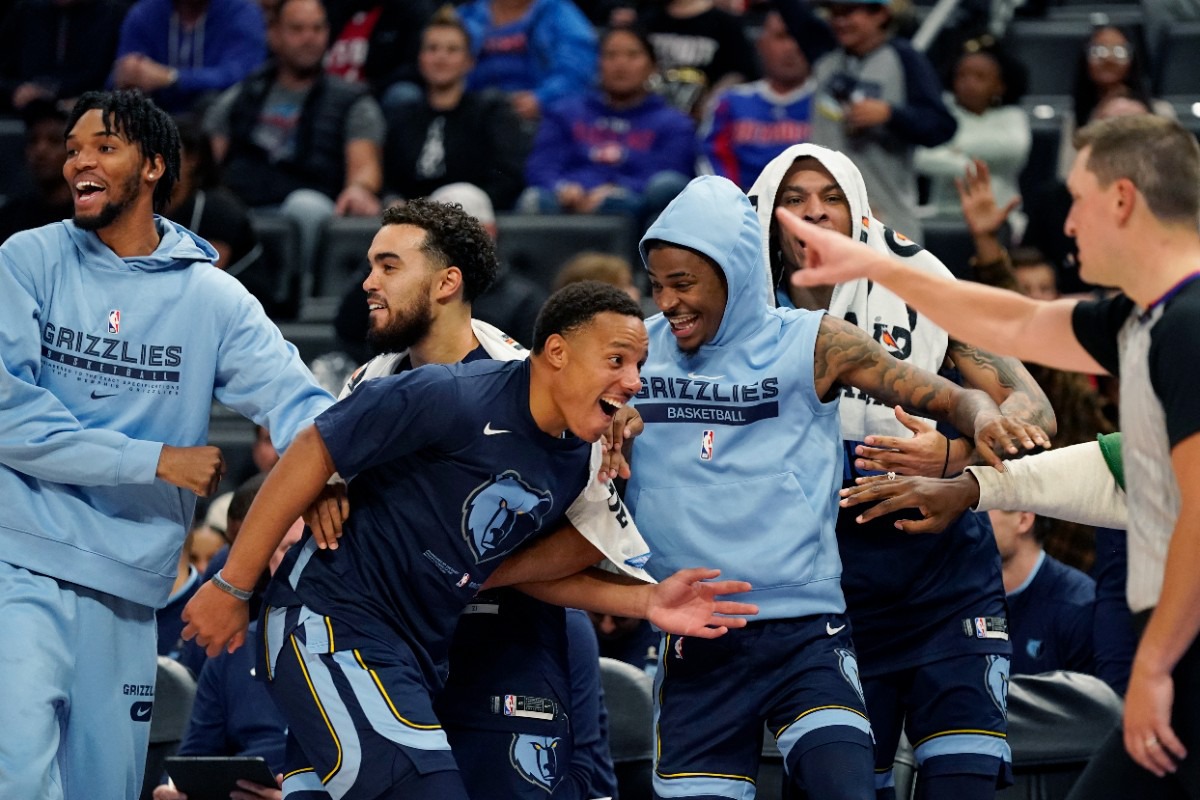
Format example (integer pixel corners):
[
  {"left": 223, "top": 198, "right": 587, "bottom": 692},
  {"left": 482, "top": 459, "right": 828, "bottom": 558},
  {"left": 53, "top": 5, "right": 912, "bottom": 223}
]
[
  {"left": 667, "top": 313, "right": 698, "bottom": 339},
  {"left": 598, "top": 395, "right": 624, "bottom": 418},
  {"left": 74, "top": 180, "right": 105, "bottom": 206}
]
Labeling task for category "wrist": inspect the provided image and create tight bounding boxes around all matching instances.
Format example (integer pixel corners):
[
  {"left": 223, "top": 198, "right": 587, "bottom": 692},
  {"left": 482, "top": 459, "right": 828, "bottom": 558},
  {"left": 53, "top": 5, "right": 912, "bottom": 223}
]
[{"left": 211, "top": 568, "right": 253, "bottom": 602}]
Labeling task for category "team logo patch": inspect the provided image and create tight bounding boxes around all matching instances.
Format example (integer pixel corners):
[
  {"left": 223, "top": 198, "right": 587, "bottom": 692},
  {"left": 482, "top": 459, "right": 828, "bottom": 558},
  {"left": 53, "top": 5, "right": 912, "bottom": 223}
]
[
  {"left": 1025, "top": 639, "right": 1044, "bottom": 660},
  {"left": 700, "top": 429, "right": 714, "bottom": 461},
  {"left": 985, "top": 655, "right": 1010, "bottom": 719},
  {"left": 674, "top": 636, "right": 684, "bottom": 660},
  {"left": 461, "top": 471, "right": 552, "bottom": 563},
  {"left": 509, "top": 734, "right": 561, "bottom": 792},
  {"left": 107, "top": 309, "right": 121, "bottom": 334},
  {"left": 836, "top": 647, "right": 866, "bottom": 707}
]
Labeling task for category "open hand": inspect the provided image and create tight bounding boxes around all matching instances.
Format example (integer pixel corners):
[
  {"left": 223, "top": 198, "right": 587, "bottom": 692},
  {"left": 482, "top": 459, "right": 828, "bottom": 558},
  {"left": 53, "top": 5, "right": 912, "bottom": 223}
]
[
  {"left": 972, "top": 414, "right": 1050, "bottom": 469},
  {"left": 956, "top": 158, "right": 1021, "bottom": 238},
  {"left": 855, "top": 406, "right": 950, "bottom": 477},
  {"left": 647, "top": 567, "right": 757, "bottom": 638},
  {"left": 839, "top": 472, "right": 980, "bottom": 533}
]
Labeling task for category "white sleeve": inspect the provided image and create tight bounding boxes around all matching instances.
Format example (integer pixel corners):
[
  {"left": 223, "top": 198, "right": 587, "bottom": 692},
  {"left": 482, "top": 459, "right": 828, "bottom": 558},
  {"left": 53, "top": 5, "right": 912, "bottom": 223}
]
[{"left": 967, "top": 440, "right": 1128, "bottom": 528}]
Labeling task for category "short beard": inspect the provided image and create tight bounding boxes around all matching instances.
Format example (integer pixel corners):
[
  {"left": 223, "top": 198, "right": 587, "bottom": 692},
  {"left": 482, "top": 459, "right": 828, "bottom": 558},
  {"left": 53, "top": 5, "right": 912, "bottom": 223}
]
[
  {"left": 367, "top": 292, "right": 434, "bottom": 355},
  {"left": 74, "top": 172, "right": 140, "bottom": 231}
]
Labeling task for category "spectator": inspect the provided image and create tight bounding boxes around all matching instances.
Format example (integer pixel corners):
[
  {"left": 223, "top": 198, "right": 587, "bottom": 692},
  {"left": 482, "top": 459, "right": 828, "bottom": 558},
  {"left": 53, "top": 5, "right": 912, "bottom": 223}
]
[
  {"left": 520, "top": 24, "right": 694, "bottom": 231},
  {"left": 0, "top": 100, "right": 74, "bottom": 244},
  {"left": 915, "top": 39, "right": 1029, "bottom": 233},
  {"left": 382, "top": 6, "right": 528, "bottom": 211},
  {"left": 205, "top": 0, "right": 385, "bottom": 278},
  {"left": 990, "top": 507, "right": 1097, "bottom": 677},
  {"left": 458, "top": 0, "right": 599, "bottom": 124},
  {"left": 325, "top": 0, "right": 435, "bottom": 101},
  {"left": 112, "top": 0, "right": 267, "bottom": 114},
  {"left": 800, "top": 0, "right": 958, "bottom": 239},
  {"left": 162, "top": 116, "right": 290, "bottom": 315},
  {"left": 699, "top": 10, "right": 815, "bottom": 191},
  {"left": 639, "top": 0, "right": 758, "bottom": 116},
  {"left": 0, "top": 0, "right": 126, "bottom": 114},
  {"left": 1056, "top": 25, "right": 1173, "bottom": 179}
]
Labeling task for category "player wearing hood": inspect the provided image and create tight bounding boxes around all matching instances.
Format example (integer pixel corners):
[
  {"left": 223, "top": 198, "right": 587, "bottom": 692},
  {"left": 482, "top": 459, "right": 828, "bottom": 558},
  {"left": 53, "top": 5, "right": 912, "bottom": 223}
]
[
  {"left": 623, "top": 175, "right": 1047, "bottom": 799},
  {"left": 748, "top": 143, "right": 1055, "bottom": 799}
]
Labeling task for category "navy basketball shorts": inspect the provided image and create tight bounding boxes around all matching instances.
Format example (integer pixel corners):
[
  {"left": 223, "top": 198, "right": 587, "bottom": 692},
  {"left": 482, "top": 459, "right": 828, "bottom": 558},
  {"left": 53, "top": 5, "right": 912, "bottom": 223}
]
[
  {"left": 262, "top": 605, "right": 461, "bottom": 800},
  {"left": 653, "top": 614, "right": 874, "bottom": 798},
  {"left": 439, "top": 696, "right": 573, "bottom": 799},
  {"left": 865, "top": 653, "right": 1013, "bottom": 795}
]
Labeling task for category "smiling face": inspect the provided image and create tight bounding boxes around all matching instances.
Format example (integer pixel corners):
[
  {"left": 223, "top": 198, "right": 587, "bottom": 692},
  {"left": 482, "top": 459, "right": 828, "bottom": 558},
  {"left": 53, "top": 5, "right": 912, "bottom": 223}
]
[
  {"left": 551, "top": 311, "right": 648, "bottom": 442},
  {"left": 64, "top": 109, "right": 155, "bottom": 232},
  {"left": 647, "top": 245, "right": 728, "bottom": 353},
  {"left": 362, "top": 223, "right": 443, "bottom": 353}
]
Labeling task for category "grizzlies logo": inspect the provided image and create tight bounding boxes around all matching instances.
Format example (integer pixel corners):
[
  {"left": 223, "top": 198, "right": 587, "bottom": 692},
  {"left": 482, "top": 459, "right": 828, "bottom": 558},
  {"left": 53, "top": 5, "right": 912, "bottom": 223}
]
[
  {"left": 985, "top": 654, "right": 1010, "bottom": 719},
  {"left": 461, "top": 471, "right": 553, "bottom": 562},
  {"left": 836, "top": 647, "right": 866, "bottom": 707},
  {"left": 509, "top": 734, "right": 562, "bottom": 792},
  {"left": 1025, "top": 639, "right": 1044, "bottom": 660}
]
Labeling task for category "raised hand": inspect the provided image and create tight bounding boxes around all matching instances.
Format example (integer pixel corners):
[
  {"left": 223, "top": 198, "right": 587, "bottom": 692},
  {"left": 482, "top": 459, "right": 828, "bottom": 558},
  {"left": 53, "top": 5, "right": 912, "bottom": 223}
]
[
  {"left": 956, "top": 158, "right": 1021, "bottom": 239},
  {"left": 647, "top": 567, "right": 757, "bottom": 639},
  {"left": 775, "top": 209, "right": 890, "bottom": 289}
]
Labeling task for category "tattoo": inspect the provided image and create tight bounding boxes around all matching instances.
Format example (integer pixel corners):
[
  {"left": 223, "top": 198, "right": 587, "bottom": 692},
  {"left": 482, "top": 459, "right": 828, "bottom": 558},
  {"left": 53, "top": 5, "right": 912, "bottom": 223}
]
[{"left": 948, "top": 339, "right": 1056, "bottom": 433}]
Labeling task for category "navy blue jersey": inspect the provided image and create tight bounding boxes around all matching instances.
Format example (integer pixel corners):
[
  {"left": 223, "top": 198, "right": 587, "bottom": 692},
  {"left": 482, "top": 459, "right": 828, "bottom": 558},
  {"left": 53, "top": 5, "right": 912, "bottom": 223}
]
[
  {"left": 1007, "top": 552, "right": 1096, "bottom": 677},
  {"left": 265, "top": 359, "right": 591, "bottom": 684},
  {"left": 837, "top": 503, "right": 1011, "bottom": 677}
]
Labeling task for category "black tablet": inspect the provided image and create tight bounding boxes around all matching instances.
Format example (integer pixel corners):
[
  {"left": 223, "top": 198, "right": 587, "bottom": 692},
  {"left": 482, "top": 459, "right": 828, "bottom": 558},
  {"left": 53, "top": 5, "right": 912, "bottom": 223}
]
[{"left": 164, "top": 756, "right": 277, "bottom": 800}]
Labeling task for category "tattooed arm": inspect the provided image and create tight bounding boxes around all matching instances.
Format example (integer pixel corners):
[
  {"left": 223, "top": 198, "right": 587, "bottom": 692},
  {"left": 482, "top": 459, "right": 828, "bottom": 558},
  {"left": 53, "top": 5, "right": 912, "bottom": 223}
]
[
  {"left": 948, "top": 339, "right": 1057, "bottom": 435},
  {"left": 813, "top": 316, "right": 1049, "bottom": 466}
]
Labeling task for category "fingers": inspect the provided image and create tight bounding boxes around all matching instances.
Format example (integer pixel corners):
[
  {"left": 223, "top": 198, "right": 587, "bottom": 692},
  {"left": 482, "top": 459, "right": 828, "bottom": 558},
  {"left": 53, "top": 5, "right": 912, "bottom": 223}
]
[
  {"left": 711, "top": 600, "right": 758, "bottom": 616},
  {"left": 1127, "top": 726, "right": 1182, "bottom": 777},
  {"left": 672, "top": 566, "right": 722, "bottom": 584},
  {"left": 891, "top": 405, "right": 931, "bottom": 434},
  {"left": 686, "top": 625, "right": 729, "bottom": 640},
  {"left": 699, "top": 580, "right": 752, "bottom": 596},
  {"left": 974, "top": 440, "right": 1006, "bottom": 471},
  {"left": 894, "top": 514, "right": 952, "bottom": 534}
]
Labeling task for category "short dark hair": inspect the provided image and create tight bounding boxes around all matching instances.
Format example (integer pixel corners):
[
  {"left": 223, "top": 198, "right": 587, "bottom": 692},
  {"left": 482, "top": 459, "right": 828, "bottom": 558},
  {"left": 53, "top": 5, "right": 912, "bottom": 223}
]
[
  {"left": 1075, "top": 114, "right": 1200, "bottom": 223},
  {"left": 532, "top": 280, "right": 643, "bottom": 354},
  {"left": 228, "top": 472, "right": 268, "bottom": 526},
  {"left": 600, "top": 23, "right": 656, "bottom": 64},
  {"left": 380, "top": 199, "right": 499, "bottom": 301},
  {"left": 66, "top": 90, "right": 181, "bottom": 212}
]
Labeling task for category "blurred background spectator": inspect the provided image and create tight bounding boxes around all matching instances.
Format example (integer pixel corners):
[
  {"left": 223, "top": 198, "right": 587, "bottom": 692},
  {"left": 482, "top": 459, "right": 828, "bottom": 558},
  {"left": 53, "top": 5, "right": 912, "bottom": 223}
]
[
  {"left": 382, "top": 6, "right": 529, "bottom": 211},
  {"left": 112, "top": 0, "right": 267, "bottom": 113},
  {"left": 0, "top": 99, "right": 73, "bottom": 243},
  {"left": 459, "top": 0, "right": 599, "bottom": 124},
  {"left": 519, "top": 23, "right": 694, "bottom": 230},
  {"left": 699, "top": 9, "right": 814, "bottom": 190},
  {"left": 325, "top": 0, "right": 434, "bottom": 103}
]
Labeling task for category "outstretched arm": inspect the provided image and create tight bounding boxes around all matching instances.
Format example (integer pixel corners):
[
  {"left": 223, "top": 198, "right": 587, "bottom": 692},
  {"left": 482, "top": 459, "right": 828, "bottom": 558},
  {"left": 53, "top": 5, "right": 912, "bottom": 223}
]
[
  {"left": 948, "top": 339, "right": 1057, "bottom": 437},
  {"left": 515, "top": 567, "right": 758, "bottom": 639},
  {"left": 814, "top": 315, "right": 1049, "bottom": 467},
  {"left": 777, "top": 210, "right": 1105, "bottom": 374},
  {"left": 181, "top": 425, "right": 338, "bottom": 657}
]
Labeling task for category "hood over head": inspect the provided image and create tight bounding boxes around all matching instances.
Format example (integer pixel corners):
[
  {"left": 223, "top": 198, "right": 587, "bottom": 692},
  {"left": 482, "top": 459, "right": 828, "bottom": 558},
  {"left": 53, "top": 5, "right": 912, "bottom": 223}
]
[
  {"left": 639, "top": 175, "right": 768, "bottom": 349},
  {"left": 68, "top": 215, "right": 218, "bottom": 272}
]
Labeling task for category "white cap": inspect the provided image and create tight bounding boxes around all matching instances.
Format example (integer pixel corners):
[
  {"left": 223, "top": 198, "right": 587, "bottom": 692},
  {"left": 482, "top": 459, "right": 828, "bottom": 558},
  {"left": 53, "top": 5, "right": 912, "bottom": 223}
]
[{"left": 429, "top": 182, "right": 496, "bottom": 227}]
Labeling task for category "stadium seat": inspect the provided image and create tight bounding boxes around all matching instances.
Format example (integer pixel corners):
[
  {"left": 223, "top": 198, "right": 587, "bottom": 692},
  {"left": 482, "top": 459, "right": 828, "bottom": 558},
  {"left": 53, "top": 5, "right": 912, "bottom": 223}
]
[
  {"left": 919, "top": 217, "right": 977, "bottom": 278},
  {"left": 1008, "top": 20, "right": 1095, "bottom": 97},
  {"left": 998, "top": 671, "right": 1123, "bottom": 800},
  {"left": 139, "top": 656, "right": 198, "bottom": 800},
  {"left": 247, "top": 210, "right": 302, "bottom": 319},
  {"left": 1019, "top": 99, "right": 1067, "bottom": 202},
  {"left": 599, "top": 657, "right": 654, "bottom": 800},
  {"left": 496, "top": 214, "right": 638, "bottom": 292},
  {"left": 311, "top": 216, "right": 377, "bottom": 299},
  {"left": 1155, "top": 22, "right": 1200, "bottom": 97}
]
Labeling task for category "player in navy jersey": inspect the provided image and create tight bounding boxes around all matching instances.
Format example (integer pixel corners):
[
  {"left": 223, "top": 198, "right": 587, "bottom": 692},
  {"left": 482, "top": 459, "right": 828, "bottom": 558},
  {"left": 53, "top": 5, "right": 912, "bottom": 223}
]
[
  {"left": 779, "top": 114, "right": 1200, "bottom": 799},
  {"left": 180, "top": 280, "right": 757, "bottom": 800}
]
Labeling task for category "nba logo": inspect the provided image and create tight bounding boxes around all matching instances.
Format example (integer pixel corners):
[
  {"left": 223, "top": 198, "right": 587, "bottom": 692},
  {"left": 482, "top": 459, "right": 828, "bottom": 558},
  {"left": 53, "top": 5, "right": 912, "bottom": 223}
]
[
  {"left": 974, "top": 617, "right": 987, "bottom": 638},
  {"left": 107, "top": 309, "right": 121, "bottom": 334},
  {"left": 700, "top": 430, "right": 714, "bottom": 461},
  {"left": 504, "top": 695, "right": 517, "bottom": 716}
]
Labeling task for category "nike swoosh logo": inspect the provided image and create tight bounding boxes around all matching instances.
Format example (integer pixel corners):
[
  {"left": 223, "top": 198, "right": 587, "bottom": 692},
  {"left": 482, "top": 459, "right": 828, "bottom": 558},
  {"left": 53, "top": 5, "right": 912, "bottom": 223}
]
[
  {"left": 135, "top": 706, "right": 152, "bottom": 718},
  {"left": 826, "top": 623, "right": 846, "bottom": 636},
  {"left": 91, "top": 390, "right": 117, "bottom": 399},
  {"left": 686, "top": 372, "right": 724, "bottom": 380},
  {"left": 483, "top": 422, "right": 511, "bottom": 436}
]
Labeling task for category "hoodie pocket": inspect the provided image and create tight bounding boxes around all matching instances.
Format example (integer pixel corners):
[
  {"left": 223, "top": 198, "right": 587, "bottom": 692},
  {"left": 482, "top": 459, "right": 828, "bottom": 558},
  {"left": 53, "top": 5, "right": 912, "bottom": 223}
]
[{"left": 631, "top": 471, "right": 825, "bottom": 589}]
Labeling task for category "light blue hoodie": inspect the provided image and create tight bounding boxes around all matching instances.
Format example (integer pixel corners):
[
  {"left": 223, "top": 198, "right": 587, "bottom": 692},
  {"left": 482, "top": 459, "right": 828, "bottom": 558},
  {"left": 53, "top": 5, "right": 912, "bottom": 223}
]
[
  {"left": 0, "top": 218, "right": 332, "bottom": 607},
  {"left": 627, "top": 176, "right": 846, "bottom": 619}
]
